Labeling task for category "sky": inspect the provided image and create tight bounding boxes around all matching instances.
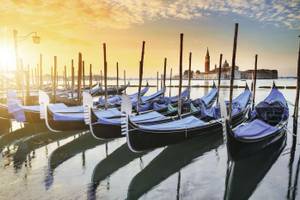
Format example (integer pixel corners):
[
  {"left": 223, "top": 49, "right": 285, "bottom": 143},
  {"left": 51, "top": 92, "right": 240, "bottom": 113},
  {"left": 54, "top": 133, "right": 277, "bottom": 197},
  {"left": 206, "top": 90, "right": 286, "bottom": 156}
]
[{"left": 0, "top": 0, "right": 299, "bottom": 77}]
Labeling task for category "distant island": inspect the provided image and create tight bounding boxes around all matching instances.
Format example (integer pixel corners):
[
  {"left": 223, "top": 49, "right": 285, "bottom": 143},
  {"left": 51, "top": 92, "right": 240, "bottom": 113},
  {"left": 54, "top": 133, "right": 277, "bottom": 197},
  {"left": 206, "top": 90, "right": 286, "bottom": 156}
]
[{"left": 177, "top": 48, "right": 278, "bottom": 80}]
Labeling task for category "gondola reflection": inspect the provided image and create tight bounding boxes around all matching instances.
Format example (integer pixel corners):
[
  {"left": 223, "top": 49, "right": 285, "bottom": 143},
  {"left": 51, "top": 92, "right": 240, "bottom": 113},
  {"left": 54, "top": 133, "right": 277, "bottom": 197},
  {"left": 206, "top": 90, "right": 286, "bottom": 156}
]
[
  {"left": 0, "top": 123, "right": 46, "bottom": 153},
  {"left": 44, "top": 132, "right": 109, "bottom": 190},
  {"left": 127, "top": 131, "right": 223, "bottom": 199},
  {"left": 224, "top": 132, "right": 286, "bottom": 200},
  {"left": 12, "top": 130, "right": 81, "bottom": 170},
  {"left": 87, "top": 143, "right": 147, "bottom": 200}
]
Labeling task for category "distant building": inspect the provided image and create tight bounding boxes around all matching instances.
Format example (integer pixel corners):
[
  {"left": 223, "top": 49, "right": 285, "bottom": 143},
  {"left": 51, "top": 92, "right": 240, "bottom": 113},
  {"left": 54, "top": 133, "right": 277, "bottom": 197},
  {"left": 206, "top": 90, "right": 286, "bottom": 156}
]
[
  {"left": 180, "top": 48, "right": 278, "bottom": 80},
  {"left": 241, "top": 69, "right": 278, "bottom": 79},
  {"left": 205, "top": 48, "right": 210, "bottom": 73},
  {"left": 194, "top": 56, "right": 241, "bottom": 79}
]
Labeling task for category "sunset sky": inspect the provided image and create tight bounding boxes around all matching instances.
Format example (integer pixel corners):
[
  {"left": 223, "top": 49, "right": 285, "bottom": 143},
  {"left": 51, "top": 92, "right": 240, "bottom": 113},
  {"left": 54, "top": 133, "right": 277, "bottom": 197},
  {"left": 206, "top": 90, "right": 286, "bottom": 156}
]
[{"left": 0, "top": 0, "right": 299, "bottom": 77}]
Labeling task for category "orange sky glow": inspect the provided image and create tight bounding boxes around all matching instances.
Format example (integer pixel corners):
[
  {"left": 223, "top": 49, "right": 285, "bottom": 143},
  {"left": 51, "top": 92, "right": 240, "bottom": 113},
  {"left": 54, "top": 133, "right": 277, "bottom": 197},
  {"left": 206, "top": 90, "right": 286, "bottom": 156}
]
[{"left": 0, "top": 0, "right": 299, "bottom": 77}]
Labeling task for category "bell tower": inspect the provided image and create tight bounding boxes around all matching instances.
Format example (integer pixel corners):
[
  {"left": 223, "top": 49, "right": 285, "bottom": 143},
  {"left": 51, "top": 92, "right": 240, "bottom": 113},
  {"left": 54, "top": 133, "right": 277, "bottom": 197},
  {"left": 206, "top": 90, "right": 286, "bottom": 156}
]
[{"left": 205, "top": 48, "right": 210, "bottom": 73}]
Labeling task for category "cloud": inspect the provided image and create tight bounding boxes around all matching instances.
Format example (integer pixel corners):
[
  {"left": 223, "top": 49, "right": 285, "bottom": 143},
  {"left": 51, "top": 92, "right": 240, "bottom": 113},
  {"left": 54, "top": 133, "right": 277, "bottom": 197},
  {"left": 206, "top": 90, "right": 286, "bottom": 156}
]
[{"left": 0, "top": 0, "right": 299, "bottom": 32}]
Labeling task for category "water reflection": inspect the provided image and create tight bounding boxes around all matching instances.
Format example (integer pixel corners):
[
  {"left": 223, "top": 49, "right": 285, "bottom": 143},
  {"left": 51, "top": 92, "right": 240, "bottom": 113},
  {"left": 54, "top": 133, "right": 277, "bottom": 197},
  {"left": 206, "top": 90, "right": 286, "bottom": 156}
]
[
  {"left": 127, "top": 132, "right": 223, "bottom": 199},
  {"left": 87, "top": 143, "right": 147, "bottom": 199},
  {"left": 45, "top": 133, "right": 108, "bottom": 190},
  {"left": 0, "top": 118, "right": 11, "bottom": 133},
  {"left": 224, "top": 133, "right": 287, "bottom": 200},
  {"left": 0, "top": 123, "right": 46, "bottom": 152},
  {"left": 13, "top": 130, "right": 80, "bottom": 170}
]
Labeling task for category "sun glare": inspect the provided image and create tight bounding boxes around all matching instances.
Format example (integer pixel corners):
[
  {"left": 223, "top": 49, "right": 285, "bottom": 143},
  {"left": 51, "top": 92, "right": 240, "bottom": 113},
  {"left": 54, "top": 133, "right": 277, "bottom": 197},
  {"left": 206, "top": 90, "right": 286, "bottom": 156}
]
[
  {"left": 0, "top": 45, "right": 16, "bottom": 71},
  {"left": 0, "top": 28, "right": 16, "bottom": 72}
]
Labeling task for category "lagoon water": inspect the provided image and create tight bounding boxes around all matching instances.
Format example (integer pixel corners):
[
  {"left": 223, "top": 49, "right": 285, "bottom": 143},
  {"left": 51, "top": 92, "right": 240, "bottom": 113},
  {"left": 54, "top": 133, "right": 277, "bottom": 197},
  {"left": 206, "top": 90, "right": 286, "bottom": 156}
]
[{"left": 0, "top": 79, "right": 299, "bottom": 200}]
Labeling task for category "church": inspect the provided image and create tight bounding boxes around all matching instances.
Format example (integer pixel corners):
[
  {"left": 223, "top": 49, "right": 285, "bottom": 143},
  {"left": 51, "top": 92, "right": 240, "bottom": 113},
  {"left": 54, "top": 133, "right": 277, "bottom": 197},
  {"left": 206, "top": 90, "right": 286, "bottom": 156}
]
[{"left": 194, "top": 48, "right": 241, "bottom": 80}]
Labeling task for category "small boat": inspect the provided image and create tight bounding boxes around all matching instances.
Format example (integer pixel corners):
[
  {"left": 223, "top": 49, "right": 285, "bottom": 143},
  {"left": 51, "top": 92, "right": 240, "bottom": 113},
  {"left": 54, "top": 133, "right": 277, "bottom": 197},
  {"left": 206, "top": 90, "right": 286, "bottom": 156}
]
[
  {"left": 83, "top": 85, "right": 218, "bottom": 140},
  {"left": 226, "top": 83, "right": 289, "bottom": 159},
  {"left": 126, "top": 86, "right": 251, "bottom": 152},
  {"left": 224, "top": 132, "right": 286, "bottom": 200}
]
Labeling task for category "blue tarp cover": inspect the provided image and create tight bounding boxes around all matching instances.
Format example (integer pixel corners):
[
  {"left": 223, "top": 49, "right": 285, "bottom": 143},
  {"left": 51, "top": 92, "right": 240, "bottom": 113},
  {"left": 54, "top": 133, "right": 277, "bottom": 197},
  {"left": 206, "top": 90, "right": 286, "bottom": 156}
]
[
  {"left": 234, "top": 119, "right": 279, "bottom": 139},
  {"left": 94, "top": 108, "right": 121, "bottom": 118},
  {"left": 97, "top": 111, "right": 166, "bottom": 125},
  {"left": 200, "top": 87, "right": 218, "bottom": 106},
  {"left": 53, "top": 112, "right": 84, "bottom": 121},
  {"left": 48, "top": 104, "right": 83, "bottom": 113},
  {"left": 138, "top": 115, "right": 205, "bottom": 131}
]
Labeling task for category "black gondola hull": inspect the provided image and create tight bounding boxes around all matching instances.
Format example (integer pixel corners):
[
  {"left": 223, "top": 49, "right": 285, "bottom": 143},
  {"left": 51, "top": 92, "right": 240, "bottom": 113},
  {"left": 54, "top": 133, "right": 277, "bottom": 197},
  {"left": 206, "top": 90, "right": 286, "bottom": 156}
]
[
  {"left": 127, "top": 107, "right": 249, "bottom": 152},
  {"left": 226, "top": 121, "right": 287, "bottom": 160},
  {"left": 47, "top": 107, "right": 87, "bottom": 131}
]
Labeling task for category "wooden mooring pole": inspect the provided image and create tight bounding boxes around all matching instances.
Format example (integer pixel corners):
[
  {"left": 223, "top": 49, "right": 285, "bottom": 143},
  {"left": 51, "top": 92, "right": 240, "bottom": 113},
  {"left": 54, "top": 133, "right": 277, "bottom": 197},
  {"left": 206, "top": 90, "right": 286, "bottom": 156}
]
[
  {"left": 163, "top": 58, "right": 167, "bottom": 97},
  {"left": 89, "top": 64, "right": 93, "bottom": 91},
  {"left": 116, "top": 62, "right": 119, "bottom": 94},
  {"left": 39, "top": 54, "right": 43, "bottom": 89},
  {"left": 123, "top": 70, "right": 126, "bottom": 94},
  {"left": 103, "top": 43, "right": 108, "bottom": 109},
  {"left": 178, "top": 33, "right": 183, "bottom": 118},
  {"left": 82, "top": 60, "right": 85, "bottom": 89},
  {"left": 228, "top": 23, "right": 239, "bottom": 122},
  {"left": 188, "top": 52, "right": 192, "bottom": 99},
  {"left": 217, "top": 54, "right": 223, "bottom": 104},
  {"left": 169, "top": 68, "right": 172, "bottom": 97},
  {"left": 293, "top": 35, "right": 300, "bottom": 133},
  {"left": 77, "top": 53, "right": 83, "bottom": 103},
  {"left": 252, "top": 54, "right": 258, "bottom": 110},
  {"left": 156, "top": 71, "right": 159, "bottom": 92},
  {"left": 53, "top": 56, "right": 57, "bottom": 103},
  {"left": 137, "top": 41, "right": 145, "bottom": 114},
  {"left": 71, "top": 59, "right": 74, "bottom": 98}
]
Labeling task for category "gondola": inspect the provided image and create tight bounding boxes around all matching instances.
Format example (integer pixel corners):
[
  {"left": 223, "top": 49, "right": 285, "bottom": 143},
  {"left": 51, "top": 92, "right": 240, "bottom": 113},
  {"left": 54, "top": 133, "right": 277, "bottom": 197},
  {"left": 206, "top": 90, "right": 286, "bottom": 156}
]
[
  {"left": 126, "top": 85, "right": 251, "bottom": 152},
  {"left": 84, "top": 85, "right": 217, "bottom": 140},
  {"left": 40, "top": 88, "right": 165, "bottom": 132},
  {"left": 224, "top": 132, "right": 286, "bottom": 200},
  {"left": 3, "top": 90, "right": 83, "bottom": 124},
  {"left": 226, "top": 83, "right": 289, "bottom": 159}
]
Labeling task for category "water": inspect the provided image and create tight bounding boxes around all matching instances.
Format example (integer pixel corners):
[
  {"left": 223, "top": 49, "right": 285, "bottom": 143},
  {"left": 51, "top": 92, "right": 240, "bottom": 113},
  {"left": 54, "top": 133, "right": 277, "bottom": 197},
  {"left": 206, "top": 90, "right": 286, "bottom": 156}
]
[{"left": 0, "top": 79, "right": 299, "bottom": 200}]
